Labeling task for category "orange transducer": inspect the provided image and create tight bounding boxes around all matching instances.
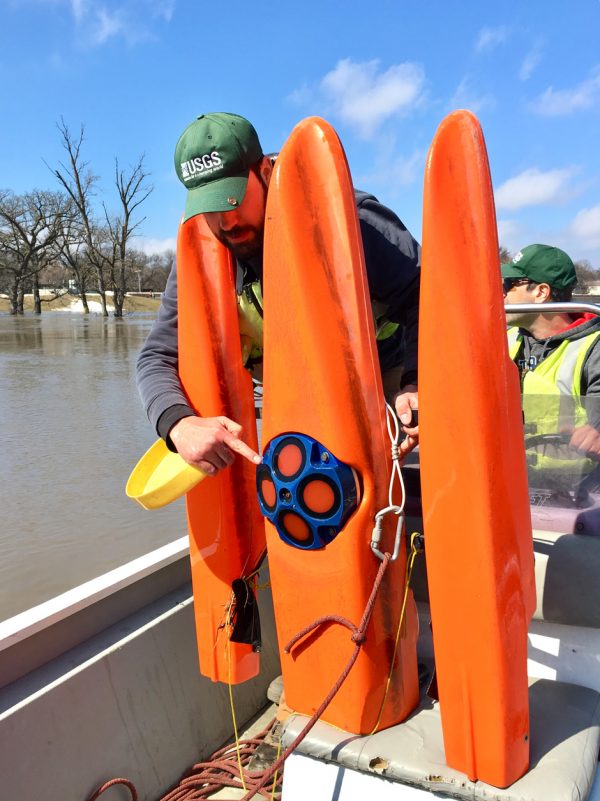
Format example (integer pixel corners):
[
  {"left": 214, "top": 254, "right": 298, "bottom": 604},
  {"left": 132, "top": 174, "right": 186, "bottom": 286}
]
[
  {"left": 261, "top": 116, "right": 419, "bottom": 734},
  {"left": 419, "top": 110, "right": 535, "bottom": 787},
  {"left": 177, "top": 214, "right": 266, "bottom": 684}
]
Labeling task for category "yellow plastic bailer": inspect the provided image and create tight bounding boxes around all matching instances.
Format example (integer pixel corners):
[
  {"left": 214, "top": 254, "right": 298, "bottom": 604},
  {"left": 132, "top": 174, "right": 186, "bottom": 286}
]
[{"left": 126, "top": 438, "right": 206, "bottom": 510}]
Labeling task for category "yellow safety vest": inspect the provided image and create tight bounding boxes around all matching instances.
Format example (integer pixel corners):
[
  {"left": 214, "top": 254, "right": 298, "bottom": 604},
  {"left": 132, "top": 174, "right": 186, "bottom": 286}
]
[
  {"left": 507, "top": 326, "right": 600, "bottom": 478},
  {"left": 371, "top": 299, "right": 400, "bottom": 341},
  {"left": 238, "top": 281, "right": 264, "bottom": 367},
  {"left": 237, "top": 281, "right": 400, "bottom": 367}
]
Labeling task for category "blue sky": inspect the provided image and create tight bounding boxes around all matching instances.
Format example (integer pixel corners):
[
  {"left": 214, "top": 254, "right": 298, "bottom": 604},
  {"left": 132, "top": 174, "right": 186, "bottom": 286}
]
[{"left": 2, "top": 0, "right": 600, "bottom": 265}]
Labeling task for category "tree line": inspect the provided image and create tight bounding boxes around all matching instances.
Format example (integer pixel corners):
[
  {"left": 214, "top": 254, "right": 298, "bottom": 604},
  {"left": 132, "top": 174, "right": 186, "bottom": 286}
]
[
  {"left": 4, "top": 128, "right": 599, "bottom": 317},
  {"left": 0, "top": 121, "right": 173, "bottom": 317}
]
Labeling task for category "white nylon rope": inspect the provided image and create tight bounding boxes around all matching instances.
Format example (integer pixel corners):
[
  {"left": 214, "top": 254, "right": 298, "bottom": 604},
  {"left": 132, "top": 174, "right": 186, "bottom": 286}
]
[
  {"left": 385, "top": 401, "right": 406, "bottom": 511},
  {"left": 370, "top": 402, "right": 406, "bottom": 562}
]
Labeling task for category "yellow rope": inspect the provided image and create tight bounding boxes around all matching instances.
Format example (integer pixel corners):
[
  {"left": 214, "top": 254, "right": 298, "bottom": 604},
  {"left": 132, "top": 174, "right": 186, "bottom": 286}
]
[
  {"left": 226, "top": 615, "right": 247, "bottom": 792},
  {"left": 369, "top": 531, "right": 422, "bottom": 735},
  {"left": 246, "top": 565, "right": 270, "bottom": 592},
  {"left": 222, "top": 570, "right": 281, "bottom": 795},
  {"left": 270, "top": 735, "right": 283, "bottom": 800}
]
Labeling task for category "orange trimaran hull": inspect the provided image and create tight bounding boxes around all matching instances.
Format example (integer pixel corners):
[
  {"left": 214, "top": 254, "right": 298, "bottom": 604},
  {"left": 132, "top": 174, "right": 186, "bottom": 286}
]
[
  {"left": 262, "top": 117, "right": 419, "bottom": 733},
  {"left": 419, "top": 111, "right": 536, "bottom": 786},
  {"left": 177, "top": 215, "right": 266, "bottom": 684}
]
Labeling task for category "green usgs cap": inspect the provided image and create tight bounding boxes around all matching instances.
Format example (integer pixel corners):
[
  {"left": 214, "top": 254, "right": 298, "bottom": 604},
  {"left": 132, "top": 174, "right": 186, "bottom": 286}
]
[
  {"left": 174, "top": 112, "right": 263, "bottom": 221},
  {"left": 501, "top": 244, "right": 577, "bottom": 290}
]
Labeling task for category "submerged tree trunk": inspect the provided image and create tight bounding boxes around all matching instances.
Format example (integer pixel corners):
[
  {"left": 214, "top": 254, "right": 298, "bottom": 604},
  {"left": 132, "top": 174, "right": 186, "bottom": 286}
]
[
  {"left": 96, "top": 270, "right": 108, "bottom": 317},
  {"left": 33, "top": 274, "right": 42, "bottom": 314},
  {"left": 17, "top": 284, "right": 24, "bottom": 314},
  {"left": 80, "top": 288, "right": 90, "bottom": 314},
  {"left": 113, "top": 272, "right": 125, "bottom": 317},
  {"left": 112, "top": 257, "right": 127, "bottom": 318},
  {"left": 9, "top": 280, "right": 19, "bottom": 315}
]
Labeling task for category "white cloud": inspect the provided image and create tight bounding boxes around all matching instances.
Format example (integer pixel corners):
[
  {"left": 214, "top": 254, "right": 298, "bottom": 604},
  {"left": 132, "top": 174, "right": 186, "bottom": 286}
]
[
  {"left": 519, "top": 40, "right": 543, "bottom": 81},
  {"left": 571, "top": 205, "right": 600, "bottom": 247},
  {"left": 530, "top": 67, "right": 600, "bottom": 116},
  {"left": 494, "top": 214, "right": 600, "bottom": 267},
  {"left": 497, "top": 219, "right": 523, "bottom": 249},
  {"left": 287, "top": 84, "right": 312, "bottom": 107},
  {"left": 71, "top": 0, "right": 87, "bottom": 21},
  {"left": 92, "top": 6, "right": 125, "bottom": 44},
  {"left": 133, "top": 236, "right": 176, "bottom": 255},
  {"left": 360, "top": 145, "right": 425, "bottom": 190},
  {"left": 305, "top": 58, "right": 426, "bottom": 139},
  {"left": 385, "top": 149, "right": 424, "bottom": 187},
  {"left": 449, "top": 76, "right": 494, "bottom": 114},
  {"left": 495, "top": 167, "right": 578, "bottom": 211},
  {"left": 475, "top": 26, "right": 509, "bottom": 53},
  {"left": 36, "top": 0, "right": 177, "bottom": 46},
  {"left": 151, "top": 0, "right": 175, "bottom": 21}
]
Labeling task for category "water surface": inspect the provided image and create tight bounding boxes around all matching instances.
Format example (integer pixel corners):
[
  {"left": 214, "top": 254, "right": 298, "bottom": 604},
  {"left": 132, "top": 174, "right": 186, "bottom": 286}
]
[{"left": 0, "top": 313, "right": 187, "bottom": 620}]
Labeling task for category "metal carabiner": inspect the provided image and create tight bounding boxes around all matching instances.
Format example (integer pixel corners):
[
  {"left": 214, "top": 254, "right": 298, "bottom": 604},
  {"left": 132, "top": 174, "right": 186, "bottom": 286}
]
[{"left": 370, "top": 505, "right": 404, "bottom": 562}]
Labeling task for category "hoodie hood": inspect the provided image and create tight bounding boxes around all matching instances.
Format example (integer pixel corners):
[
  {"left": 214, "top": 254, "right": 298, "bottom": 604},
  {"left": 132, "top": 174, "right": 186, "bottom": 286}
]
[{"left": 537, "top": 312, "right": 600, "bottom": 344}]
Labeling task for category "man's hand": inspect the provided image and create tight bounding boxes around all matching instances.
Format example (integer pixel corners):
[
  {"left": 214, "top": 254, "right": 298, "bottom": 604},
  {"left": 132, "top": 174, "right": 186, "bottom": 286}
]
[
  {"left": 169, "top": 416, "right": 262, "bottom": 475},
  {"left": 394, "top": 383, "right": 419, "bottom": 457},
  {"left": 569, "top": 424, "right": 600, "bottom": 461}
]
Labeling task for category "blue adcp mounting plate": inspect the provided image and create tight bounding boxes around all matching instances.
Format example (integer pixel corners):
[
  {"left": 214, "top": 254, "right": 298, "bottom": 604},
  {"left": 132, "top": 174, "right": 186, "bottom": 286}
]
[{"left": 257, "top": 433, "right": 361, "bottom": 549}]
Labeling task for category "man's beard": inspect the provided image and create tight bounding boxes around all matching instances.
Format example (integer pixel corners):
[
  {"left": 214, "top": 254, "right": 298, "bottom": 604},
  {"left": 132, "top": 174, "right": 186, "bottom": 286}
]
[{"left": 214, "top": 224, "right": 264, "bottom": 260}]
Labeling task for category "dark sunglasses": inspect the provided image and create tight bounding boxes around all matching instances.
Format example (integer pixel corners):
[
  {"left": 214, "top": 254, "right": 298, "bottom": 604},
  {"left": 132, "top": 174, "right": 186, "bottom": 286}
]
[{"left": 502, "top": 277, "right": 530, "bottom": 295}]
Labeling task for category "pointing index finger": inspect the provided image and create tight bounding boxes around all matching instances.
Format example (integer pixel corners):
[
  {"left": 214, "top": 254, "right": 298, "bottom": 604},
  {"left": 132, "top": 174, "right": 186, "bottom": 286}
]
[{"left": 224, "top": 431, "right": 262, "bottom": 465}]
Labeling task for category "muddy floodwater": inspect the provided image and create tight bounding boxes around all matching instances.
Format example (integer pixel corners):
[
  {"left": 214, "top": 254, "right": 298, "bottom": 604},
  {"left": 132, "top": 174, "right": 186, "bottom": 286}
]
[{"left": 0, "top": 313, "right": 187, "bottom": 621}]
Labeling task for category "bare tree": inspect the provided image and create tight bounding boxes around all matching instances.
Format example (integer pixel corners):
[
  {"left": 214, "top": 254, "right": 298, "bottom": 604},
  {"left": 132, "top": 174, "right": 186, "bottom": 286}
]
[
  {"left": 499, "top": 245, "right": 512, "bottom": 263},
  {"left": 36, "top": 260, "right": 71, "bottom": 304},
  {"left": 0, "top": 190, "right": 70, "bottom": 314},
  {"left": 104, "top": 157, "right": 153, "bottom": 317},
  {"left": 123, "top": 248, "right": 173, "bottom": 293},
  {"left": 51, "top": 121, "right": 111, "bottom": 315},
  {"left": 51, "top": 120, "right": 152, "bottom": 317},
  {"left": 151, "top": 249, "right": 175, "bottom": 292},
  {"left": 54, "top": 210, "right": 96, "bottom": 313},
  {"left": 574, "top": 259, "right": 600, "bottom": 294}
]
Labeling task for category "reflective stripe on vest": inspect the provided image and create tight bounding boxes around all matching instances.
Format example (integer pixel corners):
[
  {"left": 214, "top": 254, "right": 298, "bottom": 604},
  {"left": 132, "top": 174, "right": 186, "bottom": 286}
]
[
  {"left": 371, "top": 298, "right": 399, "bottom": 340},
  {"left": 507, "top": 326, "right": 600, "bottom": 476},
  {"left": 507, "top": 326, "right": 521, "bottom": 360},
  {"left": 238, "top": 281, "right": 264, "bottom": 366}
]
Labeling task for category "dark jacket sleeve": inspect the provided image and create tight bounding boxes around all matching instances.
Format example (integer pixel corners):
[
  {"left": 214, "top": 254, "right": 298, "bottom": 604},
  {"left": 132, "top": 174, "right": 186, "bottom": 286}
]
[
  {"left": 135, "top": 263, "right": 195, "bottom": 439},
  {"left": 355, "top": 190, "right": 421, "bottom": 384}
]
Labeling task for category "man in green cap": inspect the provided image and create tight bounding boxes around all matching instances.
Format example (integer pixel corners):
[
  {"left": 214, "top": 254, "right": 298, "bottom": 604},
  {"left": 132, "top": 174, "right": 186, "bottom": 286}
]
[
  {"left": 503, "top": 243, "right": 600, "bottom": 473},
  {"left": 137, "top": 113, "right": 421, "bottom": 475}
]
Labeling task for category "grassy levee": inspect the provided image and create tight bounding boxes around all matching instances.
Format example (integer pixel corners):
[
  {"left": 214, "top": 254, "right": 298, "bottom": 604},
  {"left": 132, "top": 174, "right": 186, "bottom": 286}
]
[{"left": 0, "top": 293, "right": 162, "bottom": 314}]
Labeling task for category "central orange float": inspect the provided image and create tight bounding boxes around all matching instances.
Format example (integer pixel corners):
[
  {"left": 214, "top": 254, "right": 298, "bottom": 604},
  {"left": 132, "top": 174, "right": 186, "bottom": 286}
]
[{"left": 261, "top": 116, "right": 419, "bottom": 733}]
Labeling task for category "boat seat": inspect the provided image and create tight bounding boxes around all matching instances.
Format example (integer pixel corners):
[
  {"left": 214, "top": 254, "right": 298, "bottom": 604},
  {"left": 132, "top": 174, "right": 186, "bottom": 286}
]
[
  {"left": 282, "top": 678, "right": 600, "bottom": 800},
  {"left": 530, "top": 529, "right": 600, "bottom": 627},
  {"left": 407, "top": 524, "right": 600, "bottom": 629}
]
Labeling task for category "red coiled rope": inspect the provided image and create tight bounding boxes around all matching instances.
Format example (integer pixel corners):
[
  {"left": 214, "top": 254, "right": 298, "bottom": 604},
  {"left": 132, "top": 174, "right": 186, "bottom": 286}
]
[
  {"left": 87, "top": 552, "right": 392, "bottom": 801},
  {"left": 238, "top": 551, "right": 391, "bottom": 800},
  {"left": 87, "top": 778, "right": 138, "bottom": 800},
  {"left": 87, "top": 720, "right": 281, "bottom": 801}
]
